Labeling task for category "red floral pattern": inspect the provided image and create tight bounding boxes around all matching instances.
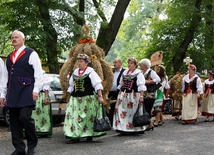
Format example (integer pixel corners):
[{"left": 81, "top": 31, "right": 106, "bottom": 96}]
[
  {"left": 115, "top": 120, "right": 120, "bottom": 126},
  {"left": 120, "top": 111, "right": 127, "bottom": 118},
  {"left": 127, "top": 102, "right": 133, "bottom": 109},
  {"left": 126, "top": 122, "right": 133, "bottom": 129}
]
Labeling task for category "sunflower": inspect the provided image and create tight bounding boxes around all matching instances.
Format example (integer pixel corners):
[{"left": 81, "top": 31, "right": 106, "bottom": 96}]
[{"left": 91, "top": 54, "right": 97, "bottom": 60}]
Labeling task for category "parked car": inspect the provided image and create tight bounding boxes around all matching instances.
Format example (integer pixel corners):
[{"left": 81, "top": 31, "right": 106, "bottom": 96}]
[
  {"left": 0, "top": 73, "right": 66, "bottom": 126},
  {"left": 47, "top": 73, "right": 65, "bottom": 124}
]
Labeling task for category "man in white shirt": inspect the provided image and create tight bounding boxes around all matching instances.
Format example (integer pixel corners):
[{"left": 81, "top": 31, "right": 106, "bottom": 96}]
[
  {"left": 0, "top": 30, "right": 44, "bottom": 155},
  {"left": 108, "top": 58, "right": 125, "bottom": 125}
]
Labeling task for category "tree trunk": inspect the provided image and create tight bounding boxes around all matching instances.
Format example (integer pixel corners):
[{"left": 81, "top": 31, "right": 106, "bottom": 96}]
[
  {"left": 172, "top": 0, "right": 202, "bottom": 74},
  {"left": 36, "top": 0, "right": 58, "bottom": 73},
  {"left": 78, "top": 0, "right": 85, "bottom": 26},
  {"left": 96, "top": 0, "right": 131, "bottom": 55},
  {"left": 204, "top": 1, "right": 214, "bottom": 69}
]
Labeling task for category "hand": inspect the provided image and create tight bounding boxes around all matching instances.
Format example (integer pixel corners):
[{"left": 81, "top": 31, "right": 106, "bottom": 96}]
[
  {"left": 196, "top": 92, "right": 200, "bottom": 98},
  {"left": 197, "top": 93, "right": 201, "bottom": 98},
  {"left": 139, "top": 97, "right": 144, "bottom": 104},
  {"left": 146, "top": 80, "right": 151, "bottom": 84},
  {"left": 43, "top": 97, "right": 49, "bottom": 105},
  {"left": 98, "top": 96, "right": 104, "bottom": 104},
  {"left": 32, "top": 92, "right": 39, "bottom": 101},
  {"left": 0, "top": 98, "right": 5, "bottom": 107}
]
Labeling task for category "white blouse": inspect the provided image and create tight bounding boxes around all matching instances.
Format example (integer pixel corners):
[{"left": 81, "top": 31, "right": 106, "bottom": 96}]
[
  {"left": 67, "top": 67, "right": 103, "bottom": 93},
  {"left": 117, "top": 68, "right": 147, "bottom": 92},
  {"left": 182, "top": 74, "right": 203, "bottom": 94},
  {"left": 143, "top": 69, "right": 161, "bottom": 84},
  {"left": 203, "top": 79, "right": 214, "bottom": 92},
  {"left": 42, "top": 72, "right": 52, "bottom": 91}
]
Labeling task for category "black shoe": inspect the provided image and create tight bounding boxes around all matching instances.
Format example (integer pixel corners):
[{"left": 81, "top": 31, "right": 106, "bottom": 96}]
[
  {"left": 86, "top": 137, "right": 93, "bottom": 142},
  {"left": 66, "top": 139, "right": 80, "bottom": 144},
  {"left": 27, "top": 148, "right": 35, "bottom": 155},
  {"left": 11, "top": 150, "right": 26, "bottom": 155},
  {"left": 145, "top": 126, "right": 154, "bottom": 131}
]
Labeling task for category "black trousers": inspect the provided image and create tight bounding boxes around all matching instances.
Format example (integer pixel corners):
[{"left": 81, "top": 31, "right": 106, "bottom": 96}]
[
  {"left": 108, "top": 91, "right": 119, "bottom": 126},
  {"left": 9, "top": 106, "right": 38, "bottom": 152},
  {"left": 144, "top": 98, "right": 155, "bottom": 118}
]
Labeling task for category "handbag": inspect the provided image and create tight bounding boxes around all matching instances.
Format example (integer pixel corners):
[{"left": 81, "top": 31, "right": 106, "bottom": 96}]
[
  {"left": 133, "top": 104, "right": 150, "bottom": 127},
  {"left": 146, "top": 83, "right": 162, "bottom": 93},
  {"left": 162, "top": 98, "right": 172, "bottom": 114},
  {"left": 93, "top": 105, "right": 111, "bottom": 132},
  {"left": 145, "top": 70, "right": 162, "bottom": 93}
]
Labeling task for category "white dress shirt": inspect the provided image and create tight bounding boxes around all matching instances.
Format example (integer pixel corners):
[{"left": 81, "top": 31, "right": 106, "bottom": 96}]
[
  {"left": 0, "top": 58, "right": 7, "bottom": 98},
  {"left": 111, "top": 68, "right": 122, "bottom": 91},
  {"left": 0, "top": 45, "right": 44, "bottom": 98}
]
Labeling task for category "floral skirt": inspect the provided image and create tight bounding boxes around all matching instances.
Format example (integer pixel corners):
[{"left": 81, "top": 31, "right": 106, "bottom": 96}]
[
  {"left": 113, "top": 91, "right": 145, "bottom": 132},
  {"left": 32, "top": 92, "right": 52, "bottom": 136},
  {"left": 63, "top": 95, "right": 106, "bottom": 140}
]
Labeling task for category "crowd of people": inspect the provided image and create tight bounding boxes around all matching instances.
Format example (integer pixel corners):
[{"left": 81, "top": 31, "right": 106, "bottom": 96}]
[{"left": 0, "top": 30, "right": 214, "bottom": 155}]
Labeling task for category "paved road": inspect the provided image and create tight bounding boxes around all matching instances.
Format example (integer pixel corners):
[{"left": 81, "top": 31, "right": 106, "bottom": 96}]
[{"left": 0, "top": 115, "right": 214, "bottom": 155}]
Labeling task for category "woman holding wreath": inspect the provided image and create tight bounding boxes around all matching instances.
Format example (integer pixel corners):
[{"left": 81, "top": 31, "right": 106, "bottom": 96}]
[
  {"left": 113, "top": 57, "right": 146, "bottom": 134},
  {"left": 63, "top": 53, "right": 105, "bottom": 144}
]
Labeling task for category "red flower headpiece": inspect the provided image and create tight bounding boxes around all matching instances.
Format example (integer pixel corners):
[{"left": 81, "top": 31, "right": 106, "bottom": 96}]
[{"left": 188, "top": 64, "right": 196, "bottom": 70}]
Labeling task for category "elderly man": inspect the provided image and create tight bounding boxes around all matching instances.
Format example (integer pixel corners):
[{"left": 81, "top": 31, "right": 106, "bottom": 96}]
[
  {"left": 108, "top": 58, "right": 125, "bottom": 126},
  {"left": 0, "top": 30, "right": 44, "bottom": 155}
]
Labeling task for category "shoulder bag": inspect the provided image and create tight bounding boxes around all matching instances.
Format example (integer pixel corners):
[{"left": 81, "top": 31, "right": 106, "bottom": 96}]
[
  {"left": 93, "top": 105, "right": 111, "bottom": 132},
  {"left": 133, "top": 104, "right": 150, "bottom": 127},
  {"left": 145, "top": 70, "right": 162, "bottom": 93}
]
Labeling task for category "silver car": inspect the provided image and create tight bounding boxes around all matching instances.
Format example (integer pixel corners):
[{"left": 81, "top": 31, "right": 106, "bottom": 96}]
[
  {"left": 0, "top": 74, "right": 66, "bottom": 126},
  {"left": 47, "top": 73, "right": 66, "bottom": 124}
]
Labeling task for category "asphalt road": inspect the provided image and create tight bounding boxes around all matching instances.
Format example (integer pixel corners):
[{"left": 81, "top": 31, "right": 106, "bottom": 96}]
[{"left": 0, "top": 115, "right": 214, "bottom": 155}]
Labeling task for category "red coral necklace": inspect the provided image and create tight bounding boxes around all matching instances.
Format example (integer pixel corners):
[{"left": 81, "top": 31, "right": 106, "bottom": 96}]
[
  {"left": 126, "top": 69, "right": 135, "bottom": 75},
  {"left": 78, "top": 67, "right": 87, "bottom": 76}
]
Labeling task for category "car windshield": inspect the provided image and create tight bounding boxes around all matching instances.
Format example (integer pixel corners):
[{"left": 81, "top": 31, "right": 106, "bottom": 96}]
[{"left": 48, "top": 75, "right": 61, "bottom": 91}]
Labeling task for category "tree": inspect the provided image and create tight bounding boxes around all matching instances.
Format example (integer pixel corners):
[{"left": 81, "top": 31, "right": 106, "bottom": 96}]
[
  {"left": 0, "top": 0, "right": 130, "bottom": 73},
  {"left": 111, "top": 0, "right": 214, "bottom": 75}
]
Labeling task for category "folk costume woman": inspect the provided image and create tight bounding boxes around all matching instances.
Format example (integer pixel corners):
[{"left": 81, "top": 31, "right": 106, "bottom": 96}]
[
  {"left": 139, "top": 58, "right": 161, "bottom": 131},
  {"left": 181, "top": 64, "right": 203, "bottom": 125},
  {"left": 113, "top": 57, "right": 146, "bottom": 134},
  {"left": 63, "top": 53, "right": 105, "bottom": 144},
  {"left": 201, "top": 70, "right": 214, "bottom": 122},
  {"left": 153, "top": 65, "right": 170, "bottom": 127},
  {"left": 32, "top": 71, "right": 52, "bottom": 136}
]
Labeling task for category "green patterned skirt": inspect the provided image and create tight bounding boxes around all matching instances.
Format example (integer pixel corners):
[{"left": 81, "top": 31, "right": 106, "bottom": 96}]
[
  {"left": 63, "top": 95, "right": 106, "bottom": 140},
  {"left": 32, "top": 92, "right": 53, "bottom": 136},
  {"left": 153, "top": 89, "right": 164, "bottom": 112}
]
